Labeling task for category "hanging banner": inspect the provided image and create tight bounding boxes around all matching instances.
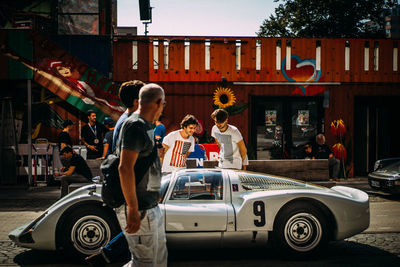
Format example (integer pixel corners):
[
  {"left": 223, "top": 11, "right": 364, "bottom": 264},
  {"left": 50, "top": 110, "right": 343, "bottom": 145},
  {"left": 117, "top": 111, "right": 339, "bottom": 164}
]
[{"left": 0, "top": 32, "right": 124, "bottom": 122}]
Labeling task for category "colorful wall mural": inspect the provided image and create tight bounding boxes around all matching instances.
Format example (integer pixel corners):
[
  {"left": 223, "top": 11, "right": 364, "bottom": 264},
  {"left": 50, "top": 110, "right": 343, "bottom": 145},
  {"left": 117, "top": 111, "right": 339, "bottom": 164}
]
[
  {"left": 1, "top": 33, "right": 123, "bottom": 121},
  {"left": 281, "top": 55, "right": 325, "bottom": 96}
]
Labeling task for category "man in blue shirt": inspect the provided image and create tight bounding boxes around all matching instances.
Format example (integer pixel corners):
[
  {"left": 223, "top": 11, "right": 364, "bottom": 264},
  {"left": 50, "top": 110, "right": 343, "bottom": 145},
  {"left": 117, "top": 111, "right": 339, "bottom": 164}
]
[
  {"left": 86, "top": 80, "right": 145, "bottom": 266},
  {"left": 112, "top": 80, "right": 145, "bottom": 152},
  {"left": 154, "top": 115, "right": 166, "bottom": 162}
]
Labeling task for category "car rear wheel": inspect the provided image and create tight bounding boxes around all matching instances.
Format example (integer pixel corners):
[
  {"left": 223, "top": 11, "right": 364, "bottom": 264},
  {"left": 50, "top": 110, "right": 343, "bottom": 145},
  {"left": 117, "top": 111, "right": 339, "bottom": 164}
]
[
  {"left": 60, "top": 205, "right": 120, "bottom": 257},
  {"left": 273, "top": 202, "right": 329, "bottom": 257}
]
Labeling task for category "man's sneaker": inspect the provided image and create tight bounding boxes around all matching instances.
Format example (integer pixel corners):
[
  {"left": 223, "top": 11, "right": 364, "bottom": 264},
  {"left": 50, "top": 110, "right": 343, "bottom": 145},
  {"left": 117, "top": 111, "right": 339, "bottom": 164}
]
[{"left": 85, "top": 251, "right": 106, "bottom": 267}]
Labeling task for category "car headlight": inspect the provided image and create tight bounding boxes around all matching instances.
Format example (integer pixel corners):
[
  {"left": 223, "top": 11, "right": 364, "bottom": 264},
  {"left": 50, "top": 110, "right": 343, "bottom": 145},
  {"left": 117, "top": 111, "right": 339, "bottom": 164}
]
[{"left": 395, "top": 180, "right": 400, "bottom": 186}]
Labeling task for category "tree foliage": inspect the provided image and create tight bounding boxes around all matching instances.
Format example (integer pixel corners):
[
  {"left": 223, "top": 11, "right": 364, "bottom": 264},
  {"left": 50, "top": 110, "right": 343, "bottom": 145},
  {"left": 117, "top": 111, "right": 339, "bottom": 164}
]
[{"left": 257, "top": 0, "right": 396, "bottom": 38}]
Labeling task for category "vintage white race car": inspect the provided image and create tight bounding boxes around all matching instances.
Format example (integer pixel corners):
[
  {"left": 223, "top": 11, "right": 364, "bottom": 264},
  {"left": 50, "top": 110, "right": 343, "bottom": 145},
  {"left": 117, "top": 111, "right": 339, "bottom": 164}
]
[{"left": 9, "top": 169, "right": 369, "bottom": 257}]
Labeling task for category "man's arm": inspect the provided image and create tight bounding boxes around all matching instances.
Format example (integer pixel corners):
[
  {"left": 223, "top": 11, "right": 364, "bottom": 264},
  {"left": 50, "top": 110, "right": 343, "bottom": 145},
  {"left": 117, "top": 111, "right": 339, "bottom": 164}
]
[
  {"left": 81, "top": 127, "right": 97, "bottom": 152},
  {"left": 118, "top": 148, "right": 141, "bottom": 234},
  {"left": 56, "top": 165, "right": 75, "bottom": 176},
  {"left": 237, "top": 140, "right": 247, "bottom": 170},
  {"left": 214, "top": 138, "right": 221, "bottom": 149},
  {"left": 60, "top": 142, "right": 67, "bottom": 150},
  {"left": 99, "top": 143, "right": 109, "bottom": 159},
  {"left": 161, "top": 144, "right": 169, "bottom": 164},
  {"left": 81, "top": 137, "right": 98, "bottom": 152}
]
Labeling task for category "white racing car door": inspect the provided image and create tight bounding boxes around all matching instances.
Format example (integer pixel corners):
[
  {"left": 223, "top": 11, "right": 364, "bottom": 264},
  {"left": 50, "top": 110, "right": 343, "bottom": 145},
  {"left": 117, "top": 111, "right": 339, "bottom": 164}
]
[{"left": 164, "top": 170, "right": 229, "bottom": 233}]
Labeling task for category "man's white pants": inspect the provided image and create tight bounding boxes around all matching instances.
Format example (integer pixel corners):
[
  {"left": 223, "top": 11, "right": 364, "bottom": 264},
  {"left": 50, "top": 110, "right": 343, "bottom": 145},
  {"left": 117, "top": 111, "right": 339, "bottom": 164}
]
[{"left": 116, "top": 205, "right": 167, "bottom": 267}]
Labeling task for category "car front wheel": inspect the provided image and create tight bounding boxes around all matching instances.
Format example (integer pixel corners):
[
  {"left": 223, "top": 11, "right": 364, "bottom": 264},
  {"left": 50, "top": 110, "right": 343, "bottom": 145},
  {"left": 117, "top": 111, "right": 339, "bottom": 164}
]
[
  {"left": 273, "top": 202, "right": 329, "bottom": 257},
  {"left": 60, "top": 205, "right": 120, "bottom": 257}
]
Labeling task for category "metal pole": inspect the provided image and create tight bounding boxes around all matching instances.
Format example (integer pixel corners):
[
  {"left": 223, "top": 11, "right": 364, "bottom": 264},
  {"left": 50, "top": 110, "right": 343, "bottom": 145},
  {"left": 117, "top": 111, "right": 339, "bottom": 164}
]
[{"left": 27, "top": 79, "right": 32, "bottom": 186}]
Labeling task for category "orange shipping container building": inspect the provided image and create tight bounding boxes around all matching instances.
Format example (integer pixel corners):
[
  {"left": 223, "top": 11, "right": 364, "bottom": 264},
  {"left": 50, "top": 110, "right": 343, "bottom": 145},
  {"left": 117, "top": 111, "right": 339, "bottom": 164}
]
[
  {"left": 1, "top": 33, "right": 399, "bottom": 178},
  {"left": 113, "top": 36, "right": 400, "bottom": 177}
]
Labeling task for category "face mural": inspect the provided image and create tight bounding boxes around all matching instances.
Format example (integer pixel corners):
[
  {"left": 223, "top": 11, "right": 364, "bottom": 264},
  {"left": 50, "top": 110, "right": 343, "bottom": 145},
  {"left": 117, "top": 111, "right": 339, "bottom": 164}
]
[{"left": 0, "top": 33, "right": 124, "bottom": 122}]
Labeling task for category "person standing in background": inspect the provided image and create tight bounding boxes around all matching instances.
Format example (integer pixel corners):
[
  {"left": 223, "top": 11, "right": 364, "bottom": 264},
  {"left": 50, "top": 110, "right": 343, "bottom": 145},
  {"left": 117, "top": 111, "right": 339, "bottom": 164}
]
[
  {"left": 58, "top": 119, "right": 74, "bottom": 150},
  {"left": 98, "top": 117, "right": 114, "bottom": 160},
  {"left": 154, "top": 115, "right": 166, "bottom": 163},
  {"left": 211, "top": 109, "right": 248, "bottom": 170},
  {"left": 81, "top": 110, "right": 105, "bottom": 159},
  {"left": 112, "top": 80, "right": 145, "bottom": 152},
  {"left": 161, "top": 115, "right": 198, "bottom": 173}
]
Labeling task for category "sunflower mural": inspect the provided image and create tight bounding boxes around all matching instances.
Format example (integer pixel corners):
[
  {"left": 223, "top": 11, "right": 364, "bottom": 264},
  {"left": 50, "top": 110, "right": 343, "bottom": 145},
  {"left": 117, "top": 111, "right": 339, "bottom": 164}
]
[
  {"left": 213, "top": 87, "right": 236, "bottom": 108},
  {"left": 212, "top": 87, "right": 248, "bottom": 116}
]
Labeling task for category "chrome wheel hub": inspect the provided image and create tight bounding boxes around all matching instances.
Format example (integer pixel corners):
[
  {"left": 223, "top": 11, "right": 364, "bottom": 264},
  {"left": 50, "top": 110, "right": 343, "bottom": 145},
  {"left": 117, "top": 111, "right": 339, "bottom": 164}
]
[
  {"left": 71, "top": 215, "right": 111, "bottom": 255},
  {"left": 284, "top": 212, "right": 322, "bottom": 252}
]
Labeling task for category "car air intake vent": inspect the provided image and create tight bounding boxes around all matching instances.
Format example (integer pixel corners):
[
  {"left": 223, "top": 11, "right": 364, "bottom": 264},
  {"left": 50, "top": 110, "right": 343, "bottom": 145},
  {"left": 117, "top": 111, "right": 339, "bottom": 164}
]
[{"left": 238, "top": 174, "right": 305, "bottom": 191}]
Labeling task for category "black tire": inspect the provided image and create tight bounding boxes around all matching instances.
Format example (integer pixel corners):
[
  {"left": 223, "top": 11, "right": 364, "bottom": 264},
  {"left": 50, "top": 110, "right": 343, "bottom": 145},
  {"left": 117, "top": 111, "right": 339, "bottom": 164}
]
[
  {"left": 273, "top": 202, "right": 329, "bottom": 257},
  {"left": 60, "top": 205, "right": 120, "bottom": 257}
]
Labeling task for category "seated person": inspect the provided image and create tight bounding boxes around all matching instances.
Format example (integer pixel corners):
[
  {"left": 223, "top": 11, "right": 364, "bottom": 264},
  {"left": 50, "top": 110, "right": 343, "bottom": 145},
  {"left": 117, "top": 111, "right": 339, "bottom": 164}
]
[
  {"left": 301, "top": 143, "right": 313, "bottom": 159},
  {"left": 55, "top": 146, "right": 93, "bottom": 198},
  {"left": 312, "top": 134, "right": 340, "bottom": 180}
]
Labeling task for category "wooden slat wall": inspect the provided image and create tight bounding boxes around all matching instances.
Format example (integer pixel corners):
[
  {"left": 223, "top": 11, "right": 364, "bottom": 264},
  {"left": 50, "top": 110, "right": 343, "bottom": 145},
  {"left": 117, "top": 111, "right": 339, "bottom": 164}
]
[{"left": 113, "top": 36, "right": 400, "bottom": 83}]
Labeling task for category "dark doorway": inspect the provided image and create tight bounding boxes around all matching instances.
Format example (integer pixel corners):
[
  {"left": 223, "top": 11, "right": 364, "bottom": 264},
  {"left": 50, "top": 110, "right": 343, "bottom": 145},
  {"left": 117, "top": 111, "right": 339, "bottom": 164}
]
[
  {"left": 354, "top": 96, "right": 400, "bottom": 176},
  {"left": 251, "top": 96, "right": 324, "bottom": 160}
]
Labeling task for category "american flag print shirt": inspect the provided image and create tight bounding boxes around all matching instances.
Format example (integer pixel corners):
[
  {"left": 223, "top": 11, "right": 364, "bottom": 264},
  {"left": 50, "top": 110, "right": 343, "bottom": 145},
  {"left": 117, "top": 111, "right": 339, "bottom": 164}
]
[
  {"left": 169, "top": 140, "right": 192, "bottom": 167},
  {"left": 161, "top": 130, "right": 195, "bottom": 173}
]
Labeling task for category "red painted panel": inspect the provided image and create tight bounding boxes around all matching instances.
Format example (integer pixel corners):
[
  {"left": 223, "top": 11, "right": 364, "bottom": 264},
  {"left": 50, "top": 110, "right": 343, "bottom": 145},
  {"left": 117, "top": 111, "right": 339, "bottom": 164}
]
[{"left": 112, "top": 36, "right": 400, "bottom": 84}]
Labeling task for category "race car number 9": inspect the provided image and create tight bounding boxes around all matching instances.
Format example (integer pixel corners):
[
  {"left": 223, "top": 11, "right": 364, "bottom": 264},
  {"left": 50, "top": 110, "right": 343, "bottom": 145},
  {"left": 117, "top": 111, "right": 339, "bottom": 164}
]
[{"left": 253, "top": 201, "right": 266, "bottom": 227}]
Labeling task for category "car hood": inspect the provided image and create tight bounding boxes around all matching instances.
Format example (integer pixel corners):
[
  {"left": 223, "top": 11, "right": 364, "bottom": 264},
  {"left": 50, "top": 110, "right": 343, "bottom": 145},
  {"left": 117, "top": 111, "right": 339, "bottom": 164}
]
[{"left": 369, "top": 170, "right": 400, "bottom": 179}]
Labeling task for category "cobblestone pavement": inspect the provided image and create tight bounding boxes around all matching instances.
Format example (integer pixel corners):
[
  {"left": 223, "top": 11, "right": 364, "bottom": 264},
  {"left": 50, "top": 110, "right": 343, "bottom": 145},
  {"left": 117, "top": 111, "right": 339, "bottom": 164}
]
[
  {"left": 1, "top": 233, "right": 399, "bottom": 266},
  {"left": 0, "top": 180, "right": 399, "bottom": 266}
]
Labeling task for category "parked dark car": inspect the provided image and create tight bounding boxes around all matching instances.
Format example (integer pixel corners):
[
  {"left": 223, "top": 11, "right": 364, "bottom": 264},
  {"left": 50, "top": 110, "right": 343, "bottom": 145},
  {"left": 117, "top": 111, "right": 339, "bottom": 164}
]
[{"left": 368, "top": 158, "right": 400, "bottom": 194}]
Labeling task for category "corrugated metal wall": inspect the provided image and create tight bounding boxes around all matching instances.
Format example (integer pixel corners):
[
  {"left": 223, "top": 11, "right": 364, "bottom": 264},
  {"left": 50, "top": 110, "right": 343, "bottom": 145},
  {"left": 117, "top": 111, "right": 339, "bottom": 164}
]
[{"left": 113, "top": 36, "right": 400, "bottom": 83}]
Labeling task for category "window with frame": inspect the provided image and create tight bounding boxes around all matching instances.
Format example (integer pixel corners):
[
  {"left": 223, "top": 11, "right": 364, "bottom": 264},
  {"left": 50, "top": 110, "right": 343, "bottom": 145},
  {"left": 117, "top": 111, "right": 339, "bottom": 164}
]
[
  {"left": 57, "top": 0, "right": 100, "bottom": 35},
  {"left": 171, "top": 171, "right": 223, "bottom": 200}
]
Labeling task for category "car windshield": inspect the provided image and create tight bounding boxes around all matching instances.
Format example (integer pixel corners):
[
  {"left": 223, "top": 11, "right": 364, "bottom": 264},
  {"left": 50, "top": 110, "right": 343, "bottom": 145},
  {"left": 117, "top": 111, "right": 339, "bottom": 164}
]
[
  {"left": 383, "top": 161, "right": 400, "bottom": 173},
  {"left": 159, "top": 174, "right": 171, "bottom": 203}
]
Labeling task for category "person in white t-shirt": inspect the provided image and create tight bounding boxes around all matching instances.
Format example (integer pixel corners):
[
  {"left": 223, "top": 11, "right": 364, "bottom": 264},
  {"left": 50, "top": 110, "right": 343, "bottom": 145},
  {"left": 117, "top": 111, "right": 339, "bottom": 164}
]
[
  {"left": 211, "top": 109, "right": 248, "bottom": 170},
  {"left": 161, "top": 115, "right": 199, "bottom": 173}
]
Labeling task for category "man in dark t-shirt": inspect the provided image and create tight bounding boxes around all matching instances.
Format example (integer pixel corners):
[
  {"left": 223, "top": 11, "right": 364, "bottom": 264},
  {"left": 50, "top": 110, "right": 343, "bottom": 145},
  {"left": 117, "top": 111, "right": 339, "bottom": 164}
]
[
  {"left": 99, "top": 117, "right": 114, "bottom": 160},
  {"left": 85, "top": 80, "right": 145, "bottom": 266},
  {"left": 58, "top": 119, "right": 74, "bottom": 150},
  {"left": 119, "top": 113, "right": 161, "bottom": 209},
  {"left": 55, "top": 146, "right": 93, "bottom": 197},
  {"left": 116, "top": 83, "right": 167, "bottom": 266},
  {"left": 81, "top": 110, "right": 105, "bottom": 159}
]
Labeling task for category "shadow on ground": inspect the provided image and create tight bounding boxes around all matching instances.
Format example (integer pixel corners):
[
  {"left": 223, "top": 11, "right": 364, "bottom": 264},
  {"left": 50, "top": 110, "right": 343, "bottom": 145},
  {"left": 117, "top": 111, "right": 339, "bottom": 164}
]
[{"left": 11, "top": 240, "right": 400, "bottom": 266}]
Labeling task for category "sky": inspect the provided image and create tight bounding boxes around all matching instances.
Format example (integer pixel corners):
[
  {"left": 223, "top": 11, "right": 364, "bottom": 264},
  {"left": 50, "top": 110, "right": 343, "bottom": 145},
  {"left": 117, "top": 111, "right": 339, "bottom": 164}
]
[{"left": 117, "top": 0, "right": 280, "bottom": 36}]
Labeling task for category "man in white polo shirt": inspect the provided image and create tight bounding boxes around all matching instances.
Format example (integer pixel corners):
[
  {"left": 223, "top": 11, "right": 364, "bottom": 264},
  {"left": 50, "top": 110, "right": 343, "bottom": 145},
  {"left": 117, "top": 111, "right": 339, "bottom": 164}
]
[
  {"left": 161, "top": 115, "right": 198, "bottom": 173},
  {"left": 211, "top": 109, "right": 248, "bottom": 170}
]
